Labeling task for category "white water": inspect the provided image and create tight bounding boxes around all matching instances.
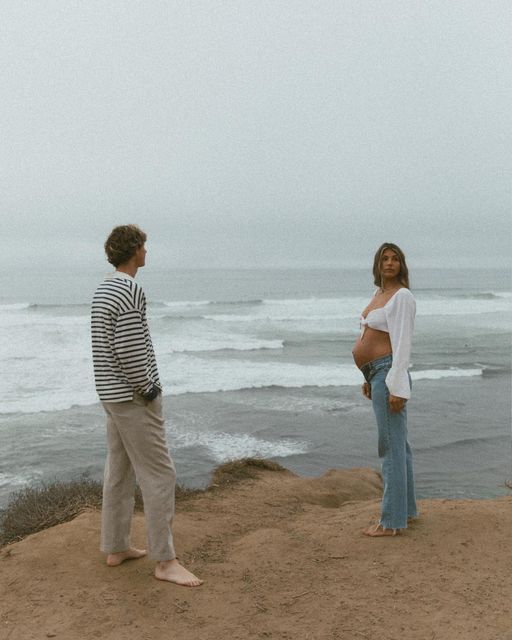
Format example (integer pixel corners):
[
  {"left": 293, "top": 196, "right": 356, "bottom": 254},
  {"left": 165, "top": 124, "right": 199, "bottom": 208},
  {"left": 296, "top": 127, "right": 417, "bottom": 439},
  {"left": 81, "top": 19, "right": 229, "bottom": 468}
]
[{"left": 0, "top": 280, "right": 509, "bottom": 415}]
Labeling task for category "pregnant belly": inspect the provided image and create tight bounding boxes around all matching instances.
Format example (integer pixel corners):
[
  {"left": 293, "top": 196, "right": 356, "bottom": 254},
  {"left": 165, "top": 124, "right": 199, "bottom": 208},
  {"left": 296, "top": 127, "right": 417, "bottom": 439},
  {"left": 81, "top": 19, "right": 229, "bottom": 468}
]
[{"left": 352, "top": 328, "right": 392, "bottom": 369}]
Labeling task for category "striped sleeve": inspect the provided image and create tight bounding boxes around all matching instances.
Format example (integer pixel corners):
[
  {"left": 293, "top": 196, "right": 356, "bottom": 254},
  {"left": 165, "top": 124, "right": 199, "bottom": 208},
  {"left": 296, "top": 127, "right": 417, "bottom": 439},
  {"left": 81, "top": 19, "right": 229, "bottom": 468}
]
[{"left": 114, "top": 307, "right": 155, "bottom": 395}]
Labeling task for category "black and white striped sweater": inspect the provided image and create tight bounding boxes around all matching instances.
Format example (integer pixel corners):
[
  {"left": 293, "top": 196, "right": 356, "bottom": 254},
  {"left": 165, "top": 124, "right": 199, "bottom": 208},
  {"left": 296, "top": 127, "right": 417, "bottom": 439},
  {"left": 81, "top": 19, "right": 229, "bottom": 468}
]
[{"left": 91, "top": 272, "right": 161, "bottom": 402}]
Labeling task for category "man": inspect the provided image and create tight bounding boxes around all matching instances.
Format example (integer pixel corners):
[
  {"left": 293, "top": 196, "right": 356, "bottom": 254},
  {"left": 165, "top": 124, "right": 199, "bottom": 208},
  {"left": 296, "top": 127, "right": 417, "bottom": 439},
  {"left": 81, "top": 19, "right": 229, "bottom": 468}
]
[{"left": 91, "top": 224, "right": 202, "bottom": 587}]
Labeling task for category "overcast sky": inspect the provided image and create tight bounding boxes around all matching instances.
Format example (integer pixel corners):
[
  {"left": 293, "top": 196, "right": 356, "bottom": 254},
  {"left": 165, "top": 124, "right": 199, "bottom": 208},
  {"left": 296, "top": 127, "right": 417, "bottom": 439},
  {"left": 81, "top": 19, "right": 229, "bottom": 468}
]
[{"left": 1, "top": 1, "right": 510, "bottom": 269}]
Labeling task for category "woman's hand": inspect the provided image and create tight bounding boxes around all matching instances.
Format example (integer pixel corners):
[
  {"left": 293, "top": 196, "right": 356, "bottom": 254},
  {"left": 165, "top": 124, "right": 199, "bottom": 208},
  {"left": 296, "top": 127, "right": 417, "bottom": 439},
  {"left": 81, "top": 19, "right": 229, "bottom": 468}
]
[
  {"left": 362, "top": 382, "right": 371, "bottom": 400},
  {"left": 389, "top": 395, "right": 406, "bottom": 412}
]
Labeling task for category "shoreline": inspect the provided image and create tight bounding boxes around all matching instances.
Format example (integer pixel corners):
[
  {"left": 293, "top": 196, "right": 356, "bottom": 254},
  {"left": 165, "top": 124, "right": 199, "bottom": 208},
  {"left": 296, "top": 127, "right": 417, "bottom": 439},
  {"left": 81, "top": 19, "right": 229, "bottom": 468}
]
[{"left": 1, "top": 374, "right": 510, "bottom": 509}]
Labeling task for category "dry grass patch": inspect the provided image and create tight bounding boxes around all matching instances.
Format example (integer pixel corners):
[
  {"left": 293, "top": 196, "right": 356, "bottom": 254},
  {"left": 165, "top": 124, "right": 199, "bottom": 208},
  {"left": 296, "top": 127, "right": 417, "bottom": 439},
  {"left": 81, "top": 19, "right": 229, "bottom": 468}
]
[
  {"left": 211, "top": 457, "right": 288, "bottom": 487},
  {"left": 0, "top": 477, "right": 107, "bottom": 546},
  {"left": 0, "top": 476, "right": 199, "bottom": 547}
]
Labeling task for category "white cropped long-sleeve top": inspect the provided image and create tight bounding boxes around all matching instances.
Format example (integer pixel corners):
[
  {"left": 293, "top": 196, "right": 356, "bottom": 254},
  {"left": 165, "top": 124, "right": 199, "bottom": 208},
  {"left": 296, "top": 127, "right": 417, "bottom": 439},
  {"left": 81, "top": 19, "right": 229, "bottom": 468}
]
[{"left": 360, "top": 287, "right": 416, "bottom": 399}]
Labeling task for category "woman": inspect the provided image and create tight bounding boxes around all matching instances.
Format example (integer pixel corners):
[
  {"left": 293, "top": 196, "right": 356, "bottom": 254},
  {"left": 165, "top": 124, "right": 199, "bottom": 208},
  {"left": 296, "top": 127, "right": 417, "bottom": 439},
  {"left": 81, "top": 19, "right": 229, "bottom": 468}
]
[{"left": 352, "top": 242, "right": 417, "bottom": 536}]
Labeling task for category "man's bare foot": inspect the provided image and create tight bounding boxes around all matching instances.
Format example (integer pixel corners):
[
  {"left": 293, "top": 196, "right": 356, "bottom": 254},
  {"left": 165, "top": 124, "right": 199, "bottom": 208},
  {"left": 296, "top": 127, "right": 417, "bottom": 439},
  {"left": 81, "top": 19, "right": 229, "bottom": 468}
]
[
  {"left": 106, "top": 547, "right": 147, "bottom": 566},
  {"left": 154, "top": 559, "right": 203, "bottom": 587}
]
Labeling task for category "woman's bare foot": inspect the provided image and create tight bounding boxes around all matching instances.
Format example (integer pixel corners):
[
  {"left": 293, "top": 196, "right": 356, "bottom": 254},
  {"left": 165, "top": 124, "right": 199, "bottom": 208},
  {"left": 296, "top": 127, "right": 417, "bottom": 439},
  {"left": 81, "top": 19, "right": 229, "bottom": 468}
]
[
  {"left": 106, "top": 547, "right": 147, "bottom": 566},
  {"left": 155, "top": 559, "right": 203, "bottom": 587},
  {"left": 363, "top": 523, "right": 400, "bottom": 537}
]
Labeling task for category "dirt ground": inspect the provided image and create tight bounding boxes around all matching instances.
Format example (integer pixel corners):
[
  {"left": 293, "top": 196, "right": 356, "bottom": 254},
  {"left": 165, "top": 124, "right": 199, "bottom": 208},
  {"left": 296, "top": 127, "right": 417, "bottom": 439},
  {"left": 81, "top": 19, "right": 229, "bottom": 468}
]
[{"left": 1, "top": 466, "right": 512, "bottom": 640}]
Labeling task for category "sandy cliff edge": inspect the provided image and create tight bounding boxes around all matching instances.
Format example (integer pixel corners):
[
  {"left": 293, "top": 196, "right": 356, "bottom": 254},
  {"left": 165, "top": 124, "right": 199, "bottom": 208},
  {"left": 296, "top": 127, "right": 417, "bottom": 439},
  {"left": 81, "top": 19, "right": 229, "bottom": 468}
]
[{"left": 1, "top": 465, "right": 511, "bottom": 640}]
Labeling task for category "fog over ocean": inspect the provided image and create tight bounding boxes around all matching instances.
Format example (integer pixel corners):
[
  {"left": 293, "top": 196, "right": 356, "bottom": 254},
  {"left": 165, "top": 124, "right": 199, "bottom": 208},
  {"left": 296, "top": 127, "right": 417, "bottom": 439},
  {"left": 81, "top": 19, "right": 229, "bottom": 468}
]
[{"left": 0, "top": 267, "right": 510, "bottom": 506}]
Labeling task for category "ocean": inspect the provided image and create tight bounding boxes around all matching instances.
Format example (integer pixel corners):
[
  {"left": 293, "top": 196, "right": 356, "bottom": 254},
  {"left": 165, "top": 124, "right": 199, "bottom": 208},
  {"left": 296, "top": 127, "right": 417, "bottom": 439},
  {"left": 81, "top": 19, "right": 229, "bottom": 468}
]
[{"left": 0, "top": 267, "right": 510, "bottom": 507}]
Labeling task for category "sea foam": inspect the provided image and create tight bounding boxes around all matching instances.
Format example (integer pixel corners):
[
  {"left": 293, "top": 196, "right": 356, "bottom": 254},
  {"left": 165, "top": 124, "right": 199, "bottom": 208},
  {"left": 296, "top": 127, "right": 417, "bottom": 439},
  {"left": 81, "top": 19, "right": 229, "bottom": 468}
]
[
  {"left": 0, "top": 284, "right": 507, "bottom": 415},
  {"left": 172, "top": 429, "right": 309, "bottom": 462}
]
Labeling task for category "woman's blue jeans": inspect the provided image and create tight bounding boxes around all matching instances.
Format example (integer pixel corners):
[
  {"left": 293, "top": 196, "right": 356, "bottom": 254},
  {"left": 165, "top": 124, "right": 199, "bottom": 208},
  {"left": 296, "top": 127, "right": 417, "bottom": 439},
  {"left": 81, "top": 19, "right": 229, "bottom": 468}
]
[{"left": 361, "top": 355, "right": 417, "bottom": 529}]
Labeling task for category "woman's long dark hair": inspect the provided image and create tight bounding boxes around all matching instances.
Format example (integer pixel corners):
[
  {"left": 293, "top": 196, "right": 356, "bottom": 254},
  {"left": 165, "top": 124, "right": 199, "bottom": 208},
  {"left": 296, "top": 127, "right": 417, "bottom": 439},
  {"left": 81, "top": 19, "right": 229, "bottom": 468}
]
[{"left": 372, "top": 243, "right": 410, "bottom": 289}]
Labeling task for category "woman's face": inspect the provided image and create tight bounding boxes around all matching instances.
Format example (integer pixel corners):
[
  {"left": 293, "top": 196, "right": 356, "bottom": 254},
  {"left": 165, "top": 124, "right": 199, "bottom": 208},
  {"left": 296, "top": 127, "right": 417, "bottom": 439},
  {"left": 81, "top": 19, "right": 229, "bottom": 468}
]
[{"left": 380, "top": 248, "right": 401, "bottom": 280}]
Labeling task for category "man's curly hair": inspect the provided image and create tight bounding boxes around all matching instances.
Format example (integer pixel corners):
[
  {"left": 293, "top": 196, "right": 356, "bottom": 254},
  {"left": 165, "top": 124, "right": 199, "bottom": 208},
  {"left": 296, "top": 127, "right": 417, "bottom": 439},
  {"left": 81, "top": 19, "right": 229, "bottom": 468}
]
[{"left": 104, "top": 225, "right": 147, "bottom": 267}]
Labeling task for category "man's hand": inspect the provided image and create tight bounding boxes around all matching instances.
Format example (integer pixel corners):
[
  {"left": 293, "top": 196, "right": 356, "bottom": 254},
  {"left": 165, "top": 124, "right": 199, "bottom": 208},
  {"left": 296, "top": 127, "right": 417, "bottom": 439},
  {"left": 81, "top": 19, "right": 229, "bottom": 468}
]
[
  {"left": 362, "top": 382, "right": 371, "bottom": 400},
  {"left": 143, "top": 384, "right": 161, "bottom": 401},
  {"left": 389, "top": 395, "right": 406, "bottom": 413}
]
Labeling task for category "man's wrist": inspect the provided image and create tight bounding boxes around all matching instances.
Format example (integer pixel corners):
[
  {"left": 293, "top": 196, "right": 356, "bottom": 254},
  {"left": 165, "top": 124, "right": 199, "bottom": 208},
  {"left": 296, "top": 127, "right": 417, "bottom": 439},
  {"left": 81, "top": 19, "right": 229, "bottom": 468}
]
[{"left": 142, "top": 384, "right": 161, "bottom": 401}]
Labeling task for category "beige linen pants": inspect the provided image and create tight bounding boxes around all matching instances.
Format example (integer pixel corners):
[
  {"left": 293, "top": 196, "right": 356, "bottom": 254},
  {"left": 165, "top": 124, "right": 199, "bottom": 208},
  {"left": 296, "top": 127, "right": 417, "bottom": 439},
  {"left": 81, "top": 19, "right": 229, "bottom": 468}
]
[{"left": 100, "top": 393, "right": 177, "bottom": 561}]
